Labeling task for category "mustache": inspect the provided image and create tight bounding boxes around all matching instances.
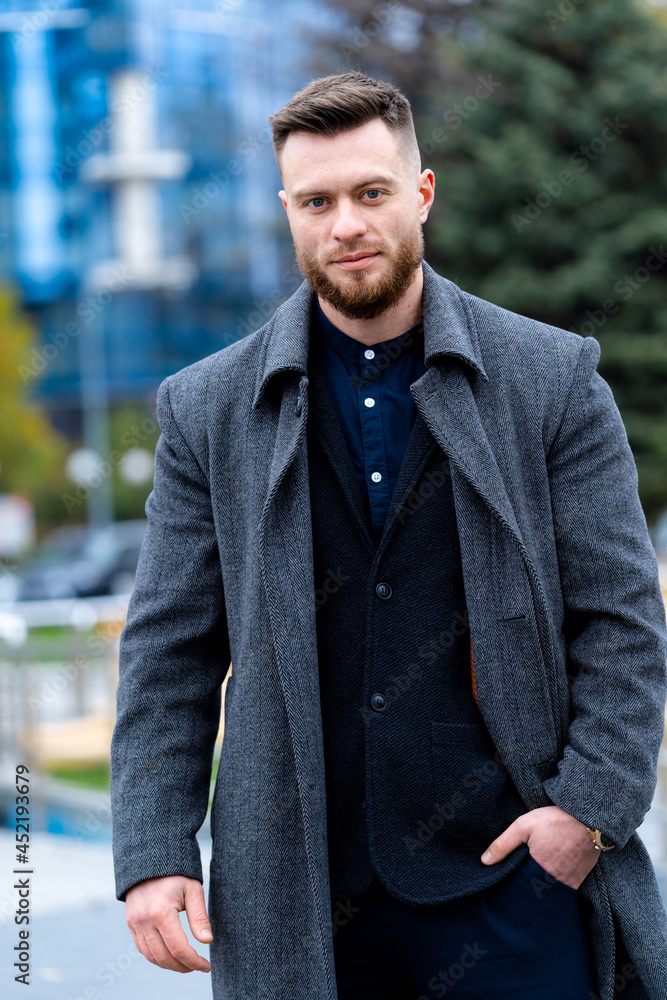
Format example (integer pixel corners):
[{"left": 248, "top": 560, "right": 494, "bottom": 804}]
[{"left": 328, "top": 244, "right": 385, "bottom": 262}]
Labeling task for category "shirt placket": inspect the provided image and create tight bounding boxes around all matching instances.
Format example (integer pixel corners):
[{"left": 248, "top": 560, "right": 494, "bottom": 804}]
[{"left": 357, "top": 346, "right": 391, "bottom": 537}]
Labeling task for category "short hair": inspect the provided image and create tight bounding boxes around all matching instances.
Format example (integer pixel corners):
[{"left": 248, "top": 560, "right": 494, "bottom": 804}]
[{"left": 268, "top": 71, "right": 421, "bottom": 176}]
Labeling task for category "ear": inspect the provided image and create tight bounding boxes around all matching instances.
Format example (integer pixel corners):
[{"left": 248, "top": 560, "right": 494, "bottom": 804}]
[
  {"left": 417, "top": 169, "right": 435, "bottom": 224},
  {"left": 278, "top": 190, "right": 289, "bottom": 215}
]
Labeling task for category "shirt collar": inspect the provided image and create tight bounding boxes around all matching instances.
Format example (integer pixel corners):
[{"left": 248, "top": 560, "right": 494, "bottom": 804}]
[
  {"left": 313, "top": 297, "right": 424, "bottom": 367},
  {"left": 252, "top": 261, "right": 488, "bottom": 411}
]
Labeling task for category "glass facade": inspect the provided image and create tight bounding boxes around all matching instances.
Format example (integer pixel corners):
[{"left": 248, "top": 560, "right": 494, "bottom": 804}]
[{"left": 0, "top": 0, "right": 339, "bottom": 434}]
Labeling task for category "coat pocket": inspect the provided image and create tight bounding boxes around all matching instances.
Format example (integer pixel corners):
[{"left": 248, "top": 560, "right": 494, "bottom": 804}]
[{"left": 431, "top": 721, "right": 526, "bottom": 843}]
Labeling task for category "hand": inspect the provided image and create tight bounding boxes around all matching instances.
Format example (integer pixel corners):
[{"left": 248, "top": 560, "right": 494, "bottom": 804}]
[
  {"left": 125, "top": 874, "right": 213, "bottom": 973},
  {"left": 480, "top": 805, "right": 600, "bottom": 889}
]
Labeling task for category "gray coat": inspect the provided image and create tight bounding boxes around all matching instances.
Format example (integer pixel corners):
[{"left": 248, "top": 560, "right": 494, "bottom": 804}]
[{"left": 111, "top": 261, "right": 667, "bottom": 1000}]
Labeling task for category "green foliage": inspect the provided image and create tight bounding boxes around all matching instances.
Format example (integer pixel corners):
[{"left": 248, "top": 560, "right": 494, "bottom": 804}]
[
  {"left": 317, "top": 0, "right": 667, "bottom": 520},
  {"left": 108, "top": 403, "right": 159, "bottom": 522},
  {"left": 0, "top": 285, "right": 70, "bottom": 527},
  {"left": 45, "top": 762, "right": 110, "bottom": 790}
]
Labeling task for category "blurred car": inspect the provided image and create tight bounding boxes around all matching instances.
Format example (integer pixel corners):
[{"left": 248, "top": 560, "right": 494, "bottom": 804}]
[{"left": 12, "top": 520, "right": 148, "bottom": 601}]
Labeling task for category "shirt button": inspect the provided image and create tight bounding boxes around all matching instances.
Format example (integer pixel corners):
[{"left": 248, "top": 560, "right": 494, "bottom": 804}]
[
  {"left": 370, "top": 693, "right": 387, "bottom": 712},
  {"left": 371, "top": 471, "right": 382, "bottom": 483},
  {"left": 364, "top": 397, "right": 375, "bottom": 408},
  {"left": 364, "top": 349, "right": 375, "bottom": 360},
  {"left": 375, "top": 582, "right": 392, "bottom": 600}
]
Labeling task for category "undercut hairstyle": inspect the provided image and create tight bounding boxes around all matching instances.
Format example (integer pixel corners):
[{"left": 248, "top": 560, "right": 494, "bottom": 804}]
[{"left": 268, "top": 71, "right": 421, "bottom": 177}]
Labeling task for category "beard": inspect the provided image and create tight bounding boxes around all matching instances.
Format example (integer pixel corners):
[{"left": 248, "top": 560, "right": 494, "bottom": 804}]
[{"left": 293, "top": 225, "right": 424, "bottom": 320}]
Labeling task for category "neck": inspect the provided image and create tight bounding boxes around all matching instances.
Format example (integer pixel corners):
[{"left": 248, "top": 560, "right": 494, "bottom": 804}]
[{"left": 317, "top": 265, "right": 424, "bottom": 346}]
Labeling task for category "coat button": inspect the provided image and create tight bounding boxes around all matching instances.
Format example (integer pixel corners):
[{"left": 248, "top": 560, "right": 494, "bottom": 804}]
[
  {"left": 375, "top": 582, "right": 392, "bottom": 600},
  {"left": 370, "top": 693, "right": 387, "bottom": 711},
  {"left": 294, "top": 396, "right": 302, "bottom": 416}
]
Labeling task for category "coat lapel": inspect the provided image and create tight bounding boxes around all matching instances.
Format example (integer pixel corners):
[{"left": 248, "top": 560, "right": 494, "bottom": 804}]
[
  {"left": 253, "top": 283, "right": 338, "bottom": 995},
  {"left": 410, "top": 272, "right": 562, "bottom": 795},
  {"left": 412, "top": 263, "right": 527, "bottom": 545},
  {"left": 252, "top": 261, "right": 530, "bottom": 558}
]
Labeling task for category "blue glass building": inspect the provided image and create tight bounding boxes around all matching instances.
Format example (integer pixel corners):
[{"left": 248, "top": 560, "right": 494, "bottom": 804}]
[{"left": 0, "top": 0, "right": 340, "bottom": 436}]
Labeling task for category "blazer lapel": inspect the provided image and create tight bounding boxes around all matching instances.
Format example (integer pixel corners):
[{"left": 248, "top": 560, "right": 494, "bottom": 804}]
[{"left": 307, "top": 356, "right": 375, "bottom": 550}]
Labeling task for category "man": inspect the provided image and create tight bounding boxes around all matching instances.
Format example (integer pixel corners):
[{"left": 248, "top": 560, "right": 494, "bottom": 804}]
[{"left": 110, "top": 71, "right": 667, "bottom": 999}]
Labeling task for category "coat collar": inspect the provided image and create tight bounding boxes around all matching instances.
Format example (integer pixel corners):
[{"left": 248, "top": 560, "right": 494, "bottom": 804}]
[{"left": 251, "top": 260, "right": 488, "bottom": 410}]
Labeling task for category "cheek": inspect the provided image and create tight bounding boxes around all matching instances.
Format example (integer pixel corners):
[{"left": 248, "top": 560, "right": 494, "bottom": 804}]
[{"left": 294, "top": 222, "right": 328, "bottom": 255}]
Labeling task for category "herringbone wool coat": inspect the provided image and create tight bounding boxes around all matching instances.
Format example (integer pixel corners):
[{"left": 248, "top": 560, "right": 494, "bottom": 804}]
[{"left": 111, "top": 261, "right": 667, "bottom": 999}]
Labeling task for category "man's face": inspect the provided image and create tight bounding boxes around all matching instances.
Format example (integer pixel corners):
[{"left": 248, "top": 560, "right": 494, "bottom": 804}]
[{"left": 278, "top": 118, "right": 435, "bottom": 320}]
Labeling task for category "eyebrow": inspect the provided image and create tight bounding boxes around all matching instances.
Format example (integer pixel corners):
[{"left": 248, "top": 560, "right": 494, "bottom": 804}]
[{"left": 291, "top": 175, "right": 398, "bottom": 201}]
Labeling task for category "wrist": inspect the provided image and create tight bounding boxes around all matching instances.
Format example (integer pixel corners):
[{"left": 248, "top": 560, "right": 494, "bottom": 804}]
[{"left": 587, "top": 827, "right": 616, "bottom": 851}]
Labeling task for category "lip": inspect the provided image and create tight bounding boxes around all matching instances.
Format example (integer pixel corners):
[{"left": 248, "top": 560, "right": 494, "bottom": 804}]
[{"left": 334, "top": 252, "right": 379, "bottom": 270}]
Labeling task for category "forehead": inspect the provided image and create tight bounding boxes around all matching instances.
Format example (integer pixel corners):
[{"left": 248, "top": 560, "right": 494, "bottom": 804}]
[{"left": 280, "top": 118, "right": 406, "bottom": 194}]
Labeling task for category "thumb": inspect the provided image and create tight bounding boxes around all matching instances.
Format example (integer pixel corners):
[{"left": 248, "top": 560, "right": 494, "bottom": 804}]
[
  {"left": 481, "top": 818, "right": 525, "bottom": 865},
  {"left": 183, "top": 880, "right": 213, "bottom": 942}
]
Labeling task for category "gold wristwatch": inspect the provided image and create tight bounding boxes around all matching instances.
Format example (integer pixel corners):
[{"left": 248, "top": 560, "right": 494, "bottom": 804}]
[{"left": 588, "top": 828, "right": 616, "bottom": 852}]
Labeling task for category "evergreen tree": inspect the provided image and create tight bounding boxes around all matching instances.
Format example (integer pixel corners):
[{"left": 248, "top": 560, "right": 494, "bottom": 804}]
[{"left": 315, "top": 0, "right": 667, "bottom": 521}]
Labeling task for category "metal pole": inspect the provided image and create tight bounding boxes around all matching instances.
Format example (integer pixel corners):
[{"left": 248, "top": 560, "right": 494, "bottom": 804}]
[{"left": 77, "top": 303, "right": 114, "bottom": 528}]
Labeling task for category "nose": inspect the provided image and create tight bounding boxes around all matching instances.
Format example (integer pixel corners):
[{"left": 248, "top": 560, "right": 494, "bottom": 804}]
[{"left": 330, "top": 198, "right": 368, "bottom": 243}]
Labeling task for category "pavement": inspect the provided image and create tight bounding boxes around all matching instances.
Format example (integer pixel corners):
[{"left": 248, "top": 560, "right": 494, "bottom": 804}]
[{"left": 0, "top": 828, "right": 214, "bottom": 1000}]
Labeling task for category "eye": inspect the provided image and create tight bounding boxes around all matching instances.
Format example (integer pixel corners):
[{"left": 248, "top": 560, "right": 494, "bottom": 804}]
[
  {"left": 364, "top": 189, "right": 382, "bottom": 200},
  {"left": 307, "top": 197, "right": 327, "bottom": 209}
]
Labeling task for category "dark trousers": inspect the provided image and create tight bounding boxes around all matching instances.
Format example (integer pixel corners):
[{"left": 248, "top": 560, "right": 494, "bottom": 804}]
[{"left": 331, "top": 853, "right": 597, "bottom": 999}]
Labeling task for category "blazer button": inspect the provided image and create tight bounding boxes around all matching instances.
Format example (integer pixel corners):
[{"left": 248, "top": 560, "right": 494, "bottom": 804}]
[
  {"left": 370, "top": 693, "right": 387, "bottom": 711},
  {"left": 294, "top": 396, "right": 302, "bottom": 416},
  {"left": 375, "top": 582, "right": 392, "bottom": 600}
]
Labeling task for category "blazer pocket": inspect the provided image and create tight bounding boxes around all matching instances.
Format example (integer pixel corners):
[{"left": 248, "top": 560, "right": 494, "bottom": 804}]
[{"left": 431, "top": 721, "right": 525, "bottom": 843}]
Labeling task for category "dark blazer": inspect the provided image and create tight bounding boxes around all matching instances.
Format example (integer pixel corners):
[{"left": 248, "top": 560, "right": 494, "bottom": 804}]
[{"left": 110, "top": 261, "right": 667, "bottom": 1000}]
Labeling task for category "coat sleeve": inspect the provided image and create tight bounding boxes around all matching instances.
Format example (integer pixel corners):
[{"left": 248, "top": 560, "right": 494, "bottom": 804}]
[
  {"left": 540, "top": 334, "right": 667, "bottom": 850},
  {"left": 110, "top": 373, "right": 231, "bottom": 901}
]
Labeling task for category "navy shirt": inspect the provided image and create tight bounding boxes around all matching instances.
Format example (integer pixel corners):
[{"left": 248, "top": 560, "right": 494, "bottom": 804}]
[{"left": 311, "top": 299, "right": 427, "bottom": 542}]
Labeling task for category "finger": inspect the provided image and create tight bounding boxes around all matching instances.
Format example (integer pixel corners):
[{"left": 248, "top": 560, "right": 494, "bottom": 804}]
[
  {"left": 159, "top": 907, "right": 212, "bottom": 973},
  {"left": 127, "top": 924, "right": 150, "bottom": 958},
  {"left": 127, "top": 919, "right": 158, "bottom": 966},
  {"left": 133, "top": 927, "right": 163, "bottom": 968},
  {"left": 143, "top": 921, "right": 200, "bottom": 973},
  {"left": 183, "top": 880, "right": 214, "bottom": 943},
  {"left": 481, "top": 815, "right": 528, "bottom": 864}
]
